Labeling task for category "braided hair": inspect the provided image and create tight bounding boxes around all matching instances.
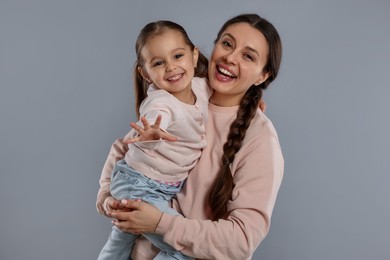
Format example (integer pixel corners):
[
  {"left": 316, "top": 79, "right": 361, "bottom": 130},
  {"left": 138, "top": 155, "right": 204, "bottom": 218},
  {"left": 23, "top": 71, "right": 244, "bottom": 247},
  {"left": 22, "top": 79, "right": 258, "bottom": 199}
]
[{"left": 208, "top": 14, "right": 282, "bottom": 221}]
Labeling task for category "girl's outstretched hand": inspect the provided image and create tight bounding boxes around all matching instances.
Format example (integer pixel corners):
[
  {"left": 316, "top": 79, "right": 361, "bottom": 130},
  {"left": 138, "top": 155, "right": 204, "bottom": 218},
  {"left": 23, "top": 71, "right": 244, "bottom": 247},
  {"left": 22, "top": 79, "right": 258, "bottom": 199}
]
[
  {"left": 107, "top": 199, "right": 163, "bottom": 234},
  {"left": 124, "top": 115, "right": 178, "bottom": 144}
]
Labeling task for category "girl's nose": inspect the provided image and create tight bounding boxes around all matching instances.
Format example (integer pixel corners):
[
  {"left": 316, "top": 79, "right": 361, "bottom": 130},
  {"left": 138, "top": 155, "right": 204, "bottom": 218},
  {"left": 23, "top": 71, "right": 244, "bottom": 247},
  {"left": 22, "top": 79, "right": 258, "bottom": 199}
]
[{"left": 166, "top": 61, "right": 177, "bottom": 72}]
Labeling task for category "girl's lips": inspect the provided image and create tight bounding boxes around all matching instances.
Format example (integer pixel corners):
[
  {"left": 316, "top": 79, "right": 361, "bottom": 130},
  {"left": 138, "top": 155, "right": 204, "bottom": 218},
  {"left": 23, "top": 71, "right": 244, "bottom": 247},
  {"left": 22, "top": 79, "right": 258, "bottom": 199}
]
[{"left": 166, "top": 73, "right": 184, "bottom": 82}]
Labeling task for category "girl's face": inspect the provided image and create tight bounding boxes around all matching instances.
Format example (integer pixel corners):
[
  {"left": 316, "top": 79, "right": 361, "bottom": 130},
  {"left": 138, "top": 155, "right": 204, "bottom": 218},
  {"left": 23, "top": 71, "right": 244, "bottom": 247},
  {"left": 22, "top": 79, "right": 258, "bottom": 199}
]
[
  {"left": 138, "top": 30, "right": 199, "bottom": 102},
  {"left": 208, "top": 22, "right": 270, "bottom": 106}
]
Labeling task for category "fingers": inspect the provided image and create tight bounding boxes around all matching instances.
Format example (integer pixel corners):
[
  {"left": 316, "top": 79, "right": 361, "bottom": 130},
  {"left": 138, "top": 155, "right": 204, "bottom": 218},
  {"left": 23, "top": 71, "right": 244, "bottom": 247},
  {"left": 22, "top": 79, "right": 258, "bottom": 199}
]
[
  {"left": 259, "top": 99, "right": 267, "bottom": 112},
  {"left": 108, "top": 199, "right": 121, "bottom": 210},
  {"left": 160, "top": 132, "right": 178, "bottom": 142},
  {"left": 151, "top": 115, "right": 162, "bottom": 129},
  {"left": 111, "top": 218, "right": 142, "bottom": 234},
  {"left": 130, "top": 122, "right": 144, "bottom": 134},
  {"left": 140, "top": 116, "right": 151, "bottom": 129},
  {"left": 120, "top": 199, "right": 142, "bottom": 210},
  {"left": 124, "top": 136, "right": 140, "bottom": 144},
  {"left": 105, "top": 197, "right": 121, "bottom": 211}
]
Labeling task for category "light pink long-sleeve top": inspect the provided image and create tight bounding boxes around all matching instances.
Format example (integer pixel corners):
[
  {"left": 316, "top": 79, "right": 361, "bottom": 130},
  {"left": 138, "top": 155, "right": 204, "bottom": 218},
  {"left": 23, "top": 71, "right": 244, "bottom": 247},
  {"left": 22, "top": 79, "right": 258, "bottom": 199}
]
[
  {"left": 97, "top": 102, "right": 284, "bottom": 260},
  {"left": 126, "top": 77, "right": 210, "bottom": 182}
]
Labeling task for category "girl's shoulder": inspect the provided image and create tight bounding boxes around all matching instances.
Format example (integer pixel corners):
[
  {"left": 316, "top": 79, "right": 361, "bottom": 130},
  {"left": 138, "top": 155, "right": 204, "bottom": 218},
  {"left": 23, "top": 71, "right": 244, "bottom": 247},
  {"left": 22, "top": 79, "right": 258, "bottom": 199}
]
[{"left": 192, "top": 77, "right": 212, "bottom": 99}]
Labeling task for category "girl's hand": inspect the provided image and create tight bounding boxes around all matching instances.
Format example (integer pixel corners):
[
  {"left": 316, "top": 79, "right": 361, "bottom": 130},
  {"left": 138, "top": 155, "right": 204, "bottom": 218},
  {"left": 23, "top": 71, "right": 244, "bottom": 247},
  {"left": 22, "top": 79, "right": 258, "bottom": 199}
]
[
  {"left": 107, "top": 199, "right": 163, "bottom": 234},
  {"left": 124, "top": 115, "right": 178, "bottom": 144}
]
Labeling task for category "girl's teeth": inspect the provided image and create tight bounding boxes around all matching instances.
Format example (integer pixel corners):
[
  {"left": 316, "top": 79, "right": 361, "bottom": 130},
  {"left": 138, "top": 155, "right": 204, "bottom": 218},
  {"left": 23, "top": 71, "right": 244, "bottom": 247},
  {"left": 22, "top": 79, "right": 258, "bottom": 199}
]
[{"left": 168, "top": 74, "right": 182, "bottom": 81}]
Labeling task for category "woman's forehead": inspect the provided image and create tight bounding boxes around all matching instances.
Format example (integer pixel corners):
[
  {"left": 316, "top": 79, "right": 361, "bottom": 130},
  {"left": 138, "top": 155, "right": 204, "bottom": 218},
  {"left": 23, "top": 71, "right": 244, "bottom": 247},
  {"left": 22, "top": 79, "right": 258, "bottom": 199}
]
[{"left": 221, "top": 22, "right": 269, "bottom": 55}]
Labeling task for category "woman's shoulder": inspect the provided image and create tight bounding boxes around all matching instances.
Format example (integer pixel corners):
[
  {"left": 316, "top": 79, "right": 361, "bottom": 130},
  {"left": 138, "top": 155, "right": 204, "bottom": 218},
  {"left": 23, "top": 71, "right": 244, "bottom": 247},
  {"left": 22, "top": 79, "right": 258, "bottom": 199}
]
[{"left": 249, "top": 109, "right": 280, "bottom": 140}]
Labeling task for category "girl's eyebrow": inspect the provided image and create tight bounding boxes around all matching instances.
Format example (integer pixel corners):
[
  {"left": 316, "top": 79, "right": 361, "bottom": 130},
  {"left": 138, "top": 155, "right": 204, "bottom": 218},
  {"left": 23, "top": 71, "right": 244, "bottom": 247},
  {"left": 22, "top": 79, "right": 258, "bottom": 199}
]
[
  {"left": 221, "top": 32, "right": 260, "bottom": 58},
  {"left": 149, "top": 47, "right": 186, "bottom": 63}
]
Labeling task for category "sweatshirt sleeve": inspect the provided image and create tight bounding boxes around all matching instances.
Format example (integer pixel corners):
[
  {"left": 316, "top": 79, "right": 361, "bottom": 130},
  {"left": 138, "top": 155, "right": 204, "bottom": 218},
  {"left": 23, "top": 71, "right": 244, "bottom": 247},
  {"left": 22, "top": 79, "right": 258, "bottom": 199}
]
[
  {"left": 155, "top": 134, "right": 284, "bottom": 259},
  {"left": 133, "top": 95, "right": 173, "bottom": 151},
  {"left": 96, "top": 132, "right": 131, "bottom": 215}
]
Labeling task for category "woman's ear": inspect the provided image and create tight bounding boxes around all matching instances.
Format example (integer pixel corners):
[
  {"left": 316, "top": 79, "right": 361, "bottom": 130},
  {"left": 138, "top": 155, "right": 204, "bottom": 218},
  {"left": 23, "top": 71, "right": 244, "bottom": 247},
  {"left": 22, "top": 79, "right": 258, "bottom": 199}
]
[
  {"left": 255, "top": 71, "right": 271, "bottom": 86},
  {"left": 137, "top": 66, "right": 152, "bottom": 84}
]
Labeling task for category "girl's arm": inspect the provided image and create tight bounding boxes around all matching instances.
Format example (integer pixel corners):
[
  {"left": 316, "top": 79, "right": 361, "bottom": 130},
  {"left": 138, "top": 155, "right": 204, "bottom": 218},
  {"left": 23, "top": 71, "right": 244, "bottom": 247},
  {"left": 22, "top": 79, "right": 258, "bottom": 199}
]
[{"left": 96, "top": 116, "right": 177, "bottom": 216}]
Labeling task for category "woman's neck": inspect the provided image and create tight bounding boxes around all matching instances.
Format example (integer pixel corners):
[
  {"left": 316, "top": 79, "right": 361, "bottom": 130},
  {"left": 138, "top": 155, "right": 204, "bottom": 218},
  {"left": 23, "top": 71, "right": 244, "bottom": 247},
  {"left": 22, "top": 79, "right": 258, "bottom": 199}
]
[{"left": 209, "top": 92, "right": 241, "bottom": 107}]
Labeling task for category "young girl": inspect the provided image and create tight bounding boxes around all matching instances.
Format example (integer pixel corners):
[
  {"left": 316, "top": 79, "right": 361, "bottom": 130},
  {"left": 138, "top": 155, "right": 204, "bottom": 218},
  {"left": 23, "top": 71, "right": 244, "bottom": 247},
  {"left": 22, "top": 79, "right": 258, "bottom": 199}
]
[
  {"left": 97, "top": 14, "right": 284, "bottom": 260},
  {"left": 97, "top": 20, "right": 210, "bottom": 260}
]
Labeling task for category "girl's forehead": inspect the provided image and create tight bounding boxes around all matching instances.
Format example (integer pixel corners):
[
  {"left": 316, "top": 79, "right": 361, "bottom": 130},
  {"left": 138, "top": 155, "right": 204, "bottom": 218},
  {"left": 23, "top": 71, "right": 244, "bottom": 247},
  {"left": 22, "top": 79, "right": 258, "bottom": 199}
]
[
  {"left": 150, "top": 29, "right": 184, "bottom": 42},
  {"left": 141, "top": 31, "right": 189, "bottom": 58}
]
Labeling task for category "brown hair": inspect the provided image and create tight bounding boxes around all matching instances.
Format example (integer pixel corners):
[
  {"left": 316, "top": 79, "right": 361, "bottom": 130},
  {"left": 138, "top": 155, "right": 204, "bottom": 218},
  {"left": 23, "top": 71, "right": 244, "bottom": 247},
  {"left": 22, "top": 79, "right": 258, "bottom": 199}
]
[
  {"left": 208, "top": 14, "right": 283, "bottom": 221},
  {"left": 133, "top": 20, "right": 209, "bottom": 118}
]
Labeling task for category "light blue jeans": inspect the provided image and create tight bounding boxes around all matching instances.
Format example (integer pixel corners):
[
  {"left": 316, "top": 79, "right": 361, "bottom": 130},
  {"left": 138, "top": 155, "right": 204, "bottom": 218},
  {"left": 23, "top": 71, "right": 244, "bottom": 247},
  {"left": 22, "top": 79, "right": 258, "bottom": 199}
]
[{"left": 98, "top": 159, "right": 192, "bottom": 260}]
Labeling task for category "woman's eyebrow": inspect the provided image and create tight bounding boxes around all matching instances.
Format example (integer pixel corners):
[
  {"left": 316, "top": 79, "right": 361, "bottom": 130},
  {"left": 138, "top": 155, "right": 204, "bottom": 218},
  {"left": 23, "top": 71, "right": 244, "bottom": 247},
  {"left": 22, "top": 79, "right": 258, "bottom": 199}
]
[
  {"left": 221, "top": 33, "right": 260, "bottom": 57},
  {"left": 246, "top": 46, "right": 260, "bottom": 58},
  {"left": 222, "top": 33, "right": 235, "bottom": 41}
]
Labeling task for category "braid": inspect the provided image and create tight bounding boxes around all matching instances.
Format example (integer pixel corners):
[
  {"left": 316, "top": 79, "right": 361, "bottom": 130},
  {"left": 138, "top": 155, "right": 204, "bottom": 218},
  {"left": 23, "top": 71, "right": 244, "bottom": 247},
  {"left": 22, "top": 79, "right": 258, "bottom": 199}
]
[
  {"left": 208, "top": 13, "right": 282, "bottom": 221},
  {"left": 209, "top": 85, "right": 263, "bottom": 220}
]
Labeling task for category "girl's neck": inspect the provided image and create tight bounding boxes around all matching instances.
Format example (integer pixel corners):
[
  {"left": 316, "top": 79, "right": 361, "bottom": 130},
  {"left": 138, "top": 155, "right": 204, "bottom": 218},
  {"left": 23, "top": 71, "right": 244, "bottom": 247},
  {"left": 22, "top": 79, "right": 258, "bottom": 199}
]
[{"left": 172, "top": 87, "right": 196, "bottom": 105}]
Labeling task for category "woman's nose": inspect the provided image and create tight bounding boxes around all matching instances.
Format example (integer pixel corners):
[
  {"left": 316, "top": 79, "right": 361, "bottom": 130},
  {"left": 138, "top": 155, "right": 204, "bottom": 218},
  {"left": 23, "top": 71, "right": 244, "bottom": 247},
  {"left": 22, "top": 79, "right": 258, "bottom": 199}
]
[{"left": 225, "top": 50, "right": 239, "bottom": 65}]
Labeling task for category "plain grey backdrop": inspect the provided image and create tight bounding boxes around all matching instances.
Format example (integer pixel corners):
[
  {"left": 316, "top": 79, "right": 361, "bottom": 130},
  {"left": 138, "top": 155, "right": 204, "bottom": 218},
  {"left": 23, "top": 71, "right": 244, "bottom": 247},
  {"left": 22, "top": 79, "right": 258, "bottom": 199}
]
[{"left": 1, "top": 0, "right": 389, "bottom": 259}]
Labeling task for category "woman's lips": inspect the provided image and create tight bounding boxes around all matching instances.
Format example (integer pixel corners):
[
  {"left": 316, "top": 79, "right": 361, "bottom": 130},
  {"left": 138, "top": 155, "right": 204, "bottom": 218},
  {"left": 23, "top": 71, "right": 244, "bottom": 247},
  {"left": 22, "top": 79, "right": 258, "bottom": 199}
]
[{"left": 215, "top": 65, "right": 237, "bottom": 81}]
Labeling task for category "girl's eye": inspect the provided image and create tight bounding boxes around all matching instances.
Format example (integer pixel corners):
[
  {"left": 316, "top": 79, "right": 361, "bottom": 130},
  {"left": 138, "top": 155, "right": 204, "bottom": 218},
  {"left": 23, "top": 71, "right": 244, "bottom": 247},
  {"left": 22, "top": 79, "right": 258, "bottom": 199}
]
[
  {"left": 153, "top": 61, "right": 164, "bottom": 67},
  {"left": 174, "top": 53, "right": 184, "bottom": 59}
]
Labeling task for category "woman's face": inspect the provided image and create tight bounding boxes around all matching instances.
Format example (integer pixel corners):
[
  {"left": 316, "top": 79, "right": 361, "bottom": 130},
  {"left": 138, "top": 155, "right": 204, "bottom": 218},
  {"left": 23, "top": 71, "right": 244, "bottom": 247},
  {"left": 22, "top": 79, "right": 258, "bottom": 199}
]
[{"left": 208, "top": 22, "right": 270, "bottom": 106}]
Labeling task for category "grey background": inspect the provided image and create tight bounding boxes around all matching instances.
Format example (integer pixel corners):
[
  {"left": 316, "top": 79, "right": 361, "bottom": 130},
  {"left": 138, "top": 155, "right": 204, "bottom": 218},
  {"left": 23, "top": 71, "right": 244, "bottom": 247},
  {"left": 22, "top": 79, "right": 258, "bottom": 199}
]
[{"left": 1, "top": 0, "right": 389, "bottom": 259}]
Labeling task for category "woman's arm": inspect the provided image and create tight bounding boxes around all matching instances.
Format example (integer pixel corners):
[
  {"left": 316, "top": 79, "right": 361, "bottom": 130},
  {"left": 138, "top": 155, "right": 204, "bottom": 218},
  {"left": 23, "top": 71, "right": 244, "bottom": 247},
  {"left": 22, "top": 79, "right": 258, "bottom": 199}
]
[
  {"left": 109, "top": 133, "right": 284, "bottom": 259},
  {"left": 96, "top": 132, "right": 131, "bottom": 215},
  {"left": 161, "top": 135, "right": 283, "bottom": 259}
]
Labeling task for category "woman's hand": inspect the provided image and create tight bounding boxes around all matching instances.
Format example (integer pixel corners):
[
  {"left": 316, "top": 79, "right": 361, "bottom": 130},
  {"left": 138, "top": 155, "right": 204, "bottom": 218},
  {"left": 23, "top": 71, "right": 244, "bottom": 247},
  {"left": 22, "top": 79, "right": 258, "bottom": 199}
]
[
  {"left": 103, "top": 196, "right": 126, "bottom": 215},
  {"left": 124, "top": 115, "right": 178, "bottom": 144},
  {"left": 107, "top": 199, "right": 163, "bottom": 234},
  {"left": 259, "top": 98, "right": 267, "bottom": 112}
]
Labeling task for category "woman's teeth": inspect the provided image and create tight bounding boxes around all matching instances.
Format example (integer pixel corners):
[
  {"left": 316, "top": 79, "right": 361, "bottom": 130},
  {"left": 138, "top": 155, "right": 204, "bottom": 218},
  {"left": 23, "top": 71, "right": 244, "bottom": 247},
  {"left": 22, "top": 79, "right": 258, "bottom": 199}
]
[{"left": 218, "top": 67, "right": 236, "bottom": 78}]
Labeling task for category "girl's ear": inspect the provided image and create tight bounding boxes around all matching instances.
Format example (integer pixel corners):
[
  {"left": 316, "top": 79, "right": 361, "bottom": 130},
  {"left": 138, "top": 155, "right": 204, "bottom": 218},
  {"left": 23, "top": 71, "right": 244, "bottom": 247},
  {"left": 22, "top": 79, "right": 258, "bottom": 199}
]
[
  {"left": 255, "top": 71, "right": 271, "bottom": 86},
  {"left": 137, "top": 66, "right": 151, "bottom": 84},
  {"left": 192, "top": 47, "right": 199, "bottom": 68}
]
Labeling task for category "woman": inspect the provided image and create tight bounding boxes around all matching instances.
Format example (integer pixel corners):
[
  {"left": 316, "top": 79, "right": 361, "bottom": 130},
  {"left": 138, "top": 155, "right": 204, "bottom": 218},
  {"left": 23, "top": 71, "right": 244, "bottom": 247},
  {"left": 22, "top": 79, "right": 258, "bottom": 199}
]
[{"left": 97, "top": 13, "right": 284, "bottom": 260}]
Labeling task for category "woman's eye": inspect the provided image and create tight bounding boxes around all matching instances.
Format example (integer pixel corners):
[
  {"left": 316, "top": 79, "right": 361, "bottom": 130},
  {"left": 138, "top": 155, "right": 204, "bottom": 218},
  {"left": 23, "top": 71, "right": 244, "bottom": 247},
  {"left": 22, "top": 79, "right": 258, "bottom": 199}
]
[
  {"left": 244, "top": 54, "right": 255, "bottom": 61},
  {"left": 222, "top": 40, "right": 232, "bottom": 48}
]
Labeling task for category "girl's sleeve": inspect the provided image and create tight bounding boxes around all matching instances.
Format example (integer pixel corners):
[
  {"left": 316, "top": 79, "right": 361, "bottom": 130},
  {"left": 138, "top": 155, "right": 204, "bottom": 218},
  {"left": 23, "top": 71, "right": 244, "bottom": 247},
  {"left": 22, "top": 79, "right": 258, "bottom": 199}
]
[
  {"left": 96, "top": 131, "right": 131, "bottom": 215},
  {"left": 155, "top": 134, "right": 284, "bottom": 259}
]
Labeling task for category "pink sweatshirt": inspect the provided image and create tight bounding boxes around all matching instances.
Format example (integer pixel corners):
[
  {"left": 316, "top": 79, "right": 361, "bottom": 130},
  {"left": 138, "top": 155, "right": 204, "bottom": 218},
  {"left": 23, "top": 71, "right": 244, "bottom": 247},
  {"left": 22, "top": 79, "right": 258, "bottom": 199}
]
[
  {"left": 97, "top": 103, "right": 284, "bottom": 260},
  {"left": 125, "top": 77, "right": 210, "bottom": 182}
]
